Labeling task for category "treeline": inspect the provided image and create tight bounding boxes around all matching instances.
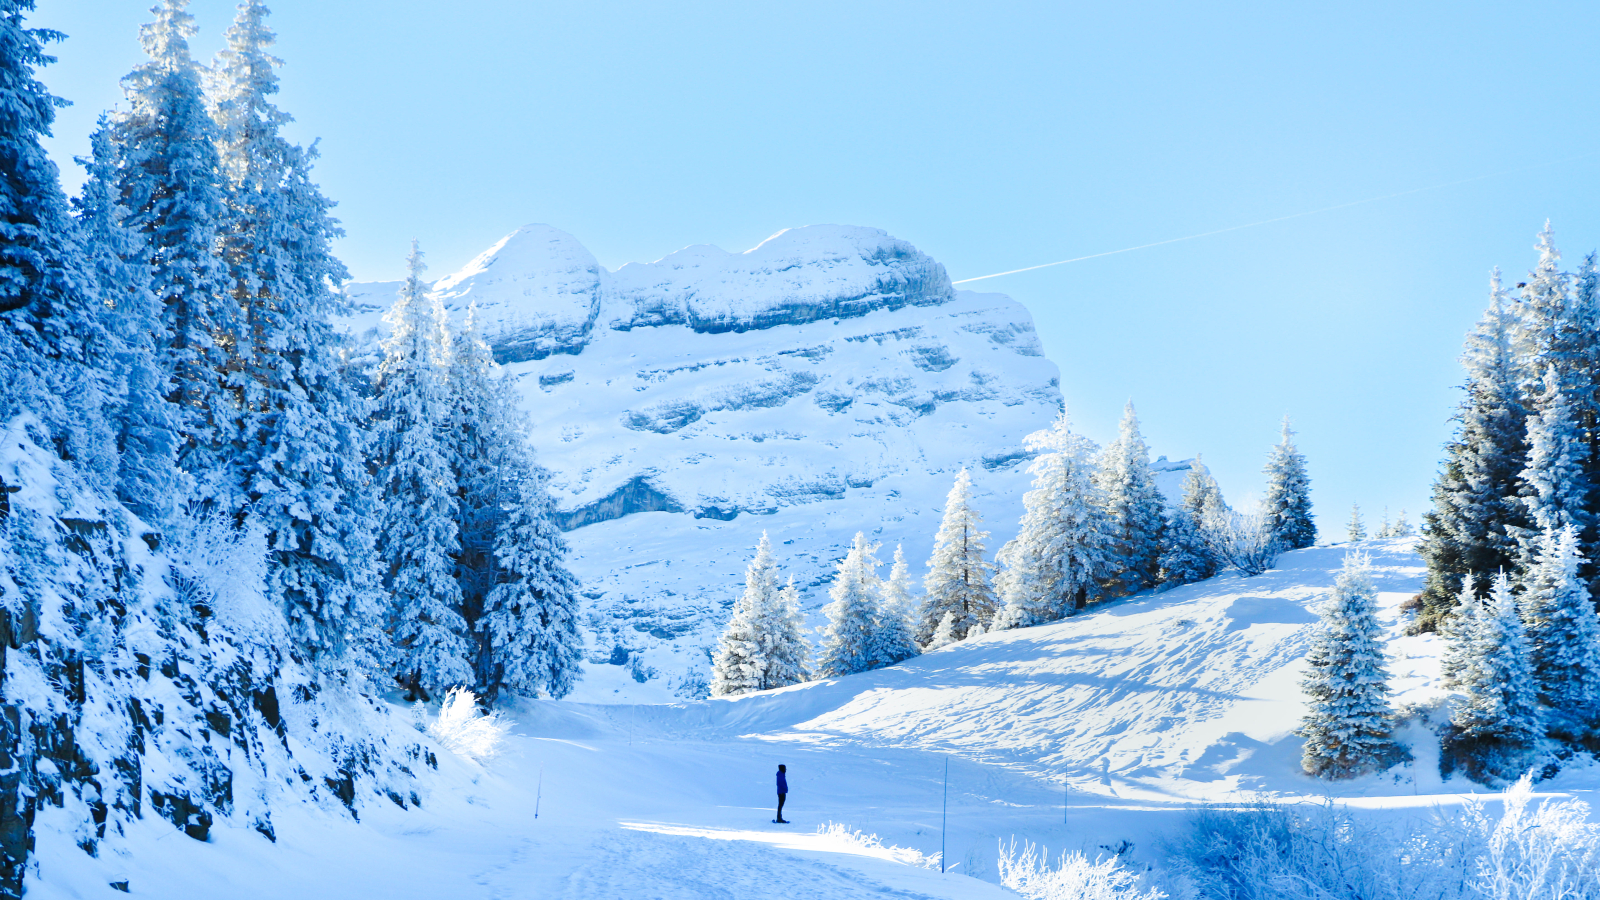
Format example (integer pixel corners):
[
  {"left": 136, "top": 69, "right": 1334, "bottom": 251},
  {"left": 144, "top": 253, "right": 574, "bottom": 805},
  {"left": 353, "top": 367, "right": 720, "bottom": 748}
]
[
  {"left": 2, "top": 0, "right": 580, "bottom": 706},
  {"left": 1298, "top": 227, "right": 1600, "bottom": 786},
  {"left": 710, "top": 405, "right": 1316, "bottom": 693}
]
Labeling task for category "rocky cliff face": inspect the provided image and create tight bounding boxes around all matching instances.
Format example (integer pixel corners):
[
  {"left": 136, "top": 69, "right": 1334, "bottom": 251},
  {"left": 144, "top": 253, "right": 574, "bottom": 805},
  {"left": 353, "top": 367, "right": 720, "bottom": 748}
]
[{"left": 345, "top": 224, "right": 1069, "bottom": 699}]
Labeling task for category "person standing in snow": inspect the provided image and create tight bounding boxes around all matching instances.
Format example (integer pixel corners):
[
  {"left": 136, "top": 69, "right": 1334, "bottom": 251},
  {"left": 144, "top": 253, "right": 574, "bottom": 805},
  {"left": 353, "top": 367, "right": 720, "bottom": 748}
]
[{"left": 775, "top": 764, "right": 789, "bottom": 824}]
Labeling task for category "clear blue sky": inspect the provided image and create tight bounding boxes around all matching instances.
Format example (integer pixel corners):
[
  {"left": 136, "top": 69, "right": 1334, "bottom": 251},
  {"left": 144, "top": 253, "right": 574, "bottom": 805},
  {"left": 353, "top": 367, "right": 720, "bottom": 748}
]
[{"left": 28, "top": 0, "right": 1600, "bottom": 536}]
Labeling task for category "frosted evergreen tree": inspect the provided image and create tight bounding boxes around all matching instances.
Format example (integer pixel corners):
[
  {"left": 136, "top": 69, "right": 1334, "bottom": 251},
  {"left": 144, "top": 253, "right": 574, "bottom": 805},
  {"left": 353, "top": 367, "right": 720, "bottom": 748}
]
[
  {"left": 1094, "top": 401, "right": 1166, "bottom": 594},
  {"left": 1262, "top": 417, "right": 1315, "bottom": 550},
  {"left": 918, "top": 468, "right": 998, "bottom": 643},
  {"left": 477, "top": 462, "right": 583, "bottom": 702},
  {"left": 1419, "top": 274, "right": 1530, "bottom": 630},
  {"left": 868, "top": 545, "right": 921, "bottom": 668},
  {"left": 710, "top": 533, "right": 782, "bottom": 697},
  {"left": 818, "top": 532, "right": 884, "bottom": 678},
  {"left": 73, "top": 117, "right": 185, "bottom": 525},
  {"left": 113, "top": 0, "right": 241, "bottom": 511},
  {"left": 925, "top": 612, "right": 958, "bottom": 651},
  {"left": 373, "top": 244, "right": 469, "bottom": 700},
  {"left": 1516, "top": 368, "right": 1590, "bottom": 564},
  {"left": 1445, "top": 571, "right": 1543, "bottom": 784},
  {"left": 761, "top": 577, "right": 812, "bottom": 690},
  {"left": 993, "top": 412, "right": 1113, "bottom": 628},
  {"left": 1520, "top": 526, "right": 1600, "bottom": 720},
  {"left": 1392, "top": 509, "right": 1412, "bottom": 537},
  {"left": 205, "top": 1, "right": 387, "bottom": 667},
  {"left": 1438, "top": 579, "right": 1480, "bottom": 689},
  {"left": 1297, "top": 554, "right": 1406, "bottom": 779},
  {"left": 0, "top": 0, "right": 120, "bottom": 481},
  {"left": 1158, "top": 456, "right": 1225, "bottom": 588},
  {"left": 1346, "top": 504, "right": 1366, "bottom": 542}
]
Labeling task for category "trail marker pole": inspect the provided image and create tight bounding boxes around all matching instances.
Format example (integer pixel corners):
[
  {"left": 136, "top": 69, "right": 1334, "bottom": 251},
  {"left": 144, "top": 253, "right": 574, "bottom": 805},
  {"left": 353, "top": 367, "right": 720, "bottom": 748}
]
[
  {"left": 535, "top": 765, "right": 544, "bottom": 819},
  {"left": 940, "top": 756, "right": 948, "bottom": 874}
]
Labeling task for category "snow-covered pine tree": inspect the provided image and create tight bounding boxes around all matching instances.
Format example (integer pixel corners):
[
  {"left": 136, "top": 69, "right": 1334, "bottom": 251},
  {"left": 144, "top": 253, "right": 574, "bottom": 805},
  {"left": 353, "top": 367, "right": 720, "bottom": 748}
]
[
  {"left": 477, "top": 460, "right": 583, "bottom": 702},
  {"left": 1520, "top": 525, "right": 1600, "bottom": 722},
  {"left": 1376, "top": 508, "right": 1392, "bottom": 539},
  {"left": 113, "top": 0, "right": 242, "bottom": 512},
  {"left": 1516, "top": 368, "right": 1591, "bottom": 566},
  {"left": 372, "top": 244, "right": 469, "bottom": 700},
  {"left": 1392, "top": 509, "right": 1412, "bottom": 537},
  {"left": 73, "top": 116, "right": 185, "bottom": 526},
  {"left": 762, "top": 577, "right": 812, "bottom": 689},
  {"left": 868, "top": 545, "right": 921, "bottom": 668},
  {"left": 1438, "top": 579, "right": 1480, "bottom": 689},
  {"left": 925, "top": 612, "right": 958, "bottom": 651},
  {"left": 0, "top": 0, "right": 121, "bottom": 486},
  {"left": 1419, "top": 273, "right": 1530, "bottom": 630},
  {"left": 1297, "top": 554, "right": 1406, "bottom": 779},
  {"left": 1444, "top": 570, "right": 1543, "bottom": 784},
  {"left": 818, "top": 532, "right": 884, "bottom": 677},
  {"left": 1346, "top": 504, "right": 1366, "bottom": 542},
  {"left": 993, "top": 411, "right": 1114, "bottom": 627},
  {"left": 208, "top": 1, "right": 387, "bottom": 669},
  {"left": 710, "top": 533, "right": 782, "bottom": 697},
  {"left": 919, "top": 468, "right": 998, "bottom": 643},
  {"left": 1094, "top": 401, "right": 1166, "bottom": 594},
  {"left": 1158, "top": 456, "right": 1225, "bottom": 588},
  {"left": 1261, "top": 416, "right": 1315, "bottom": 550}
]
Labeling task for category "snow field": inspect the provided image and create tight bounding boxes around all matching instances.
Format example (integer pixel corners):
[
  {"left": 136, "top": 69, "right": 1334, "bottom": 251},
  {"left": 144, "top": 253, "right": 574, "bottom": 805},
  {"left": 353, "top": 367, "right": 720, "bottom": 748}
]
[{"left": 30, "top": 538, "right": 1600, "bottom": 897}]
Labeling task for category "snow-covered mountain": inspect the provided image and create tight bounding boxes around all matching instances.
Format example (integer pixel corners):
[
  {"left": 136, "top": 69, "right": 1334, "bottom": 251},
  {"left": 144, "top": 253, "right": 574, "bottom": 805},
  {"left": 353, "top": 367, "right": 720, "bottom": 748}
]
[{"left": 345, "top": 225, "right": 1190, "bottom": 696}]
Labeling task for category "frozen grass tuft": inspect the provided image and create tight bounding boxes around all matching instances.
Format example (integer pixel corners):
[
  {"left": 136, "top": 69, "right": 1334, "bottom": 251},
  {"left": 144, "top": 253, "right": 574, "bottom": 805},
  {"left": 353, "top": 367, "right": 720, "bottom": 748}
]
[
  {"left": 815, "top": 822, "right": 941, "bottom": 869},
  {"left": 997, "top": 839, "right": 1166, "bottom": 900},
  {"left": 424, "top": 688, "right": 512, "bottom": 763}
]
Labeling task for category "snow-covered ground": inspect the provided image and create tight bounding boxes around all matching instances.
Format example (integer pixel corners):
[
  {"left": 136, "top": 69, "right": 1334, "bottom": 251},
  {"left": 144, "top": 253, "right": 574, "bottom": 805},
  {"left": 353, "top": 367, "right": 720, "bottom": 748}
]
[{"left": 33, "top": 538, "right": 1600, "bottom": 898}]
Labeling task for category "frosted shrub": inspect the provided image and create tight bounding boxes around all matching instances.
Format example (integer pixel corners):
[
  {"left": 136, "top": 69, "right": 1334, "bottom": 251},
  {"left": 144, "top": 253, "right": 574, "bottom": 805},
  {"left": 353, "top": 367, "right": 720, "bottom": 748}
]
[
  {"left": 426, "top": 688, "right": 512, "bottom": 762},
  {"left": 815, "top": 822, "right": 939, "bottom": 869},
  {"left": 998, "top": 839, "right": 1164, "bottom": 900},
  {"left": 1204, "top": 507, "right": 1280, "bottom": 577},
  {"left": 1163, "top": 777, "right": 1600, "bottom": 900}
]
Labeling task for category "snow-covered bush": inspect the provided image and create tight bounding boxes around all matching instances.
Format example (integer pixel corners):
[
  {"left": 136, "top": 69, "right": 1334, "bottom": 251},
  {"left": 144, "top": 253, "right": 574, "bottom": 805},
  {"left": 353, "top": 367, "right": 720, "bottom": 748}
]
[
  {"left": 815, "top": 822, "right": 939, "bottom": 869},
  {"left": 1160, "top": 776, "right": 1600, "bottom": 900},
  {"left": 997, "top": 839, "right": 1164, "bottom": 900},
  {"left": 426, "top": 688, "right": 513, "bottom": 762},
  {"left": 1205, "top": 507, "right": 1280, "bottom": 577}
]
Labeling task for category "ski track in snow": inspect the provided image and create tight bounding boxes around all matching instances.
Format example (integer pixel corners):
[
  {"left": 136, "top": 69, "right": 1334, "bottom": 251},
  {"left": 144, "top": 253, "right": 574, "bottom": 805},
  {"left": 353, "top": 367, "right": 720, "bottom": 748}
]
[{"left": 28, "top": 539, "right": 1600, "bottom": 898}]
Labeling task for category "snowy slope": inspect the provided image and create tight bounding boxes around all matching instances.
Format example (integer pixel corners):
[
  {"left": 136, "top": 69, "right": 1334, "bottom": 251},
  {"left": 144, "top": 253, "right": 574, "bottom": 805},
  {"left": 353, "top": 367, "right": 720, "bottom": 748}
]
[
  {"left": 36, "top": 539, "right": 1600, "bottom": 898},
  {"left": 344, "top": 224, "right": 1084, "bottom": 695}
]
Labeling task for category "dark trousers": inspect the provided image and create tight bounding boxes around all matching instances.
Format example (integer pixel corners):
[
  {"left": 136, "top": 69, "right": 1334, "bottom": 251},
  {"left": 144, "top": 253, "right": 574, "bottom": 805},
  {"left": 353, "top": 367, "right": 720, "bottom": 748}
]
[{"left": 776, "top": 793, "right": 787, "bottom": 820}]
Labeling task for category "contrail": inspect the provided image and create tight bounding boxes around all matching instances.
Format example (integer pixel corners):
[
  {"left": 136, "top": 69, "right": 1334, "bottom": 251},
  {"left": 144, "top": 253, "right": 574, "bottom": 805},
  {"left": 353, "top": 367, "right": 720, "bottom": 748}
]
[{"left": 951, "top": 153, "right": 1597, "bottom": 285}]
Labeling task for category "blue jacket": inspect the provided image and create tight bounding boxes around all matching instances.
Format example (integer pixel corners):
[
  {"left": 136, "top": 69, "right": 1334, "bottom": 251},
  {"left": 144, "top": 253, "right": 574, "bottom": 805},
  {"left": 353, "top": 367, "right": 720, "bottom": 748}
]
[{"left": 776, "top": 771, "right": 788, "bottom": 794}]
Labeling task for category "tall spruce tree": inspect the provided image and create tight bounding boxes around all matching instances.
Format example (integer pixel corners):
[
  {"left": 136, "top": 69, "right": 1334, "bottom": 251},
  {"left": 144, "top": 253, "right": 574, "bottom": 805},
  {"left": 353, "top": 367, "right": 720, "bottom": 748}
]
[
  {"left": 1158, "top": 456, "right": 1225, "bottom": 587},
  {"left": 373, "top": 244, "right": 469, "bottom": 699},
  {"left": 1418, "top": 273, "right": 1530, "bottom": 630},
  {"left": 918, "top": 468, "right": 997, "bottom": 642},
  {"left": 711, "top": 533, "right": 783, "bottom": 697},
  {"left": 868, "top": 545, "right": 921, "bottom": 668},
  {"left": 0, "top": 0, "right": 118, "bottom": 473},
  {"left": 1520, "top": 525, "right": 1600, "bottom": 721},
  {"left": 478, "top": 461, "right": 583, "bottom": 702},
  {"left": 762, "top": 577, "right": 812, "bottom": 690},
  {"left": 73, "top": 117, "right": 185, "bottom": 526},
  {"left": 1297, "top": 554, "right": 1405, "bottom": 779},
  {"left": 113, "top": 0, "right": 241, "bottom": 511},
  {"left": 208, "top": 0, "right": 386, "bottom": 668},
  {"left": 1444, "top": 571, "right": 1542, "bottom": 784},
  {"left": 1517, "top": 368, "right": 1590, "bottom": 565},
  {"left": 1261, "top": 416, "right": 1315, "bottom": 550},
  {"left": 818, "top": 532, "right": 884, "bottom": 677},
  {"left": 1094, "top": 402, "right": 1166, "bottom": 594},
  {"left": 993, "top": 412, "right": 1113, "bottom": 628}
]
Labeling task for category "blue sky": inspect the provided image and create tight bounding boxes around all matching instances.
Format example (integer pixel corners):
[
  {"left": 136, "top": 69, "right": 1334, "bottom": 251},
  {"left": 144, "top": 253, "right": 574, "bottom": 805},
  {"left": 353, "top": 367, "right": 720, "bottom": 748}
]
[{"left": 28, "top": 0, "right": 1600, "bottom": 536}]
